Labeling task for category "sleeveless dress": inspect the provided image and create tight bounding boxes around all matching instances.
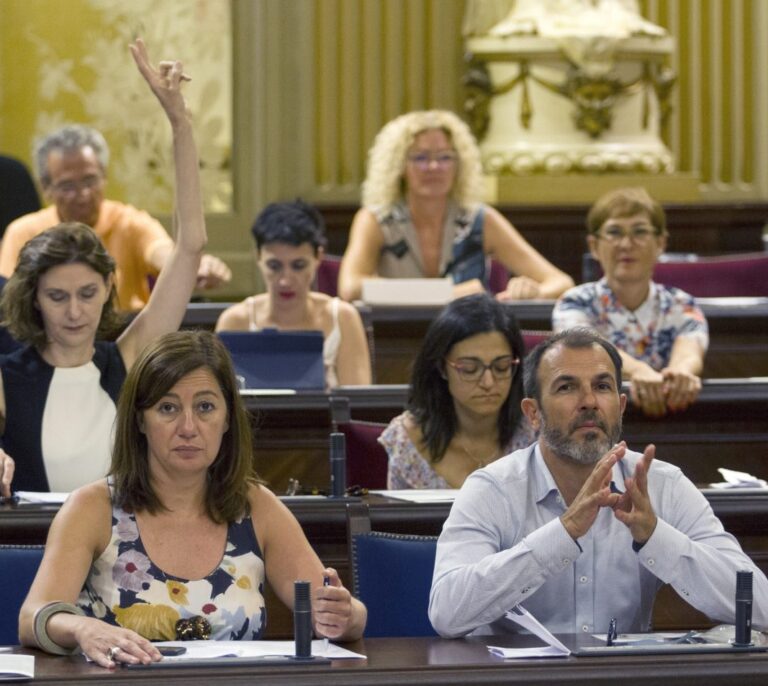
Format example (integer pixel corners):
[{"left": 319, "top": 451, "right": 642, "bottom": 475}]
[
  {"left": 0, "top": 342, "right": 125, "bottom": 491},
  {"left": 247, "top": 295, "right": 342, "bottom": 388},
  {"left": 373, "top": 201, "right": 489, "bottom": 287},
  {"left": 77, "top": 492, "right": 267, "bottom": 641}
]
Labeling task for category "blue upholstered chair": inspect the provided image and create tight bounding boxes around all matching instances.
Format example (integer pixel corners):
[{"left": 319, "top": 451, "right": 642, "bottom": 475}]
[
  {"left": 346, "top": 503, "right": 438, "bottom": 637},
  {"left": 0, "top": 545, "right": 45, "bottom": 645}
]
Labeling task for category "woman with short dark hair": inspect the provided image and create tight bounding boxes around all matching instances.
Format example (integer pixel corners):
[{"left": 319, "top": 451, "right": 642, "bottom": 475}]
[{"left": 216, "top": 199, "right": 371, "bottom": 388}]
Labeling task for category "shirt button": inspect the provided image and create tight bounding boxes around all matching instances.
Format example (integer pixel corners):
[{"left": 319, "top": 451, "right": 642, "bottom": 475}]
[
  {"left": 579, "top": 576, "right": 588, "bottom": 583},
  {"left": 521, "top": 587, "right": 529, "bottom": 594},
  {"left": 582, "top": 625, "right": 589, "bottom": 632},
  {"left": 556, "top": 495, "right": 563, "bottom": 504},
  {"left": 562, "top": 558, "right": 570, "bottom": 566},
  {"left": 647, "top": 558, "right": 655, "bottom": 566}
]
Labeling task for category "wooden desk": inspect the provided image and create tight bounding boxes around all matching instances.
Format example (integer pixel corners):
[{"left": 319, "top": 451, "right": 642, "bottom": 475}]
[
  {"left": 13, "top": 634, "right": 768, "bottom": 685},
  {"left": 236, "top": 379, "right": 768, "bottom": 492},
  {"left": 4, "top": 491, "right": 768, "bottom": 637},
  {"left": 365, "top": 298, "right": 768, "bottom": 383},
  {"left": 181, "top": 298, "right": 768, "bottom": 383}
]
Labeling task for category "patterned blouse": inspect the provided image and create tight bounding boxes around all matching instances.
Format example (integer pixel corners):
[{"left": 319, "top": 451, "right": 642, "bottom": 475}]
[
  {"left": 374, "top": 202, "right": 489, "bottom": 286},
  {"left": 551, "top": 278, "right": 709, "bottom": 370},
  {"left": 380, "top": 412, "right": 536, "bottom": 489},
  {"left": 77, "top": 496, "right": 267, "bottom": 641}
]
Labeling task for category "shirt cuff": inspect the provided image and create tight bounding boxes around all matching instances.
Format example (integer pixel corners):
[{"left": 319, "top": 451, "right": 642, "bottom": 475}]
[
  {"left": 633, "top": 517, "right": 688, "bottom": 581},
  {"left": 524, "top": 517, "right": 582, "bottom": 576}
]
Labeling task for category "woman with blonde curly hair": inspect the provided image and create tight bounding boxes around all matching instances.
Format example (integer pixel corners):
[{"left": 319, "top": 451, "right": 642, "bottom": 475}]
[{"left": 338, "top": 110, "right": 573, "bottom": 302}]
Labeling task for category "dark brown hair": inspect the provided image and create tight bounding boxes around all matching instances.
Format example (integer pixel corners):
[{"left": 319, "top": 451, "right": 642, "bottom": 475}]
[
  {"left": 110, "top": 330, "right": 260, "bottom": 523},
  {"left": 0, "top": 223, "right": 122, "bottom": 347}
]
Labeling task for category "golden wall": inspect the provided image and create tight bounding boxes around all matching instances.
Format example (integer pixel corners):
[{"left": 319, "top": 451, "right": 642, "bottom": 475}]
[{"left": 2, "top": 0, "right": 766, "bottom": 295}]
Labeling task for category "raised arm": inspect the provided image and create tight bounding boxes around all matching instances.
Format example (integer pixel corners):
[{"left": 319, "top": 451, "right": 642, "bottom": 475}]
[
  {"left": 334, "top": 301, "right": 372, "bottom": 385},
  {"left": 482, "top": 206, "right": 574, "bottom": 300},
  {"left": 118, "top": 39, "right": 206, "bottom": 368},
  {"left": 338, "top": 208, "right": 384, "bottom": 301}
]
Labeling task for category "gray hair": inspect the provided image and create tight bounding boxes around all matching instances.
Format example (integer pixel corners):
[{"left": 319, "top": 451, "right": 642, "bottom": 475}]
[{"left": 34, "top": 125, "right": 110, "bottom": 187}]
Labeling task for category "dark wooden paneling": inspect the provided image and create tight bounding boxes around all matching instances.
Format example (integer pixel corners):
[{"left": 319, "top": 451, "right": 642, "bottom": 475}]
[{"left": 317, "top": 202, "right": 768, "bottom": 282}]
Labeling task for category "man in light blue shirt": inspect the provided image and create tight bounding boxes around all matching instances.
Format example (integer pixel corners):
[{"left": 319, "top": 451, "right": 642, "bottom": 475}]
[{"left": 429, "top": 328, "right": 768, "bottom": 638}]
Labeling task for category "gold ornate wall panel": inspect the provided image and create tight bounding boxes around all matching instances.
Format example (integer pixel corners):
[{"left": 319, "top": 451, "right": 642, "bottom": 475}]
[{"left": 637, "top": 0, "right": 767, "bottom": 199}]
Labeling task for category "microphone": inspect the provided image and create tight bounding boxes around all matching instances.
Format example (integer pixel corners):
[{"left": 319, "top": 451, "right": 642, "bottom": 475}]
[
  {"left": 734, "top": 570, "right": 753, "bottom": 647},
  {"left": 293, "top": 580, "right": 313, "bottom": 659},
  {"left": 329, "top": 432, "right": 346, "bottom": 498}
]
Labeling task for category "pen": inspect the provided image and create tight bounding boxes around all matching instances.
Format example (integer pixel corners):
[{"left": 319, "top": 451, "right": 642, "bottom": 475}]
[
  {"left": 322, "top": 575, "right": 330, "bottom": 655},
  {"left": 606, "top": 617, "right": 617, "bottom": 647}
]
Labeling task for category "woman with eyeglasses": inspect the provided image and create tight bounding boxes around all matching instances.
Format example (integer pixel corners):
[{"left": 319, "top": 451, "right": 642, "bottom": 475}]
[
  {"left": 337, "top": 110, "right": 573, "bottom": 302},
  {"left": 0, "top": 40, "right": 211, "bottom": 498},
  {"left": 379, "top": 293, "right": 534, "bottom": 489},
  {"left": 552, "top": 187, "right": 708, "bottom": 417},
  {"left": 19, "top": 330, "right": 366, "bottom": 667}
]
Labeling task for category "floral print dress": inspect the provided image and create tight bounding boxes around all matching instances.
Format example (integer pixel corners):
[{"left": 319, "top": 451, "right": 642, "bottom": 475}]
[
  {"left": 77, "top": 499, "right": 266, "bottom": 641},
  {"left": 380, "top": 412, "right": 536, "bottom": 489},
  {"left": 552, "top": 278, "right": 709, "bottom": 370}
]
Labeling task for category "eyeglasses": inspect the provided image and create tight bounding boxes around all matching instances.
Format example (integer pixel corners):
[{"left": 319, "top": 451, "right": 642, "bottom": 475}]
[
  {"left": 595, "top": 223, "right": 660, "bottom": 244},
  {"left": 444, "top": 355, "right": 519, "bottom": 383},
  {"left": 49, "top": 174, "right": 103, "bottom": 198},
  {"left": 406, "top": 152, "right": 458, "bottom": 170}
]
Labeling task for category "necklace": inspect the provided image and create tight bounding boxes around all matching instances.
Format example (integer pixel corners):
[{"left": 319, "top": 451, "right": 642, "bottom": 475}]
[{"left": 458, "top": 435, "right": 499, "bottom": 470}]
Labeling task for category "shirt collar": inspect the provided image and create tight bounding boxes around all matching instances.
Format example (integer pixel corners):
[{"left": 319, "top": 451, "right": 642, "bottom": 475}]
[{"left": 532, "top": 441, "right": 628, "bottom": 502}]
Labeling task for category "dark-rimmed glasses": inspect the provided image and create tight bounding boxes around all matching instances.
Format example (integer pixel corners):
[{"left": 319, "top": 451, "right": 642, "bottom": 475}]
[{"left": 444, "top": 355, "right": 519, "bottom": 383}]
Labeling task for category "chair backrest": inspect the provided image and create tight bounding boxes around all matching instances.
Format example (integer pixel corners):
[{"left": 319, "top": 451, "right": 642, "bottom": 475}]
[
  {"left": 522, "top": 329, "right": 552, "bottom": 352},
  {"left": 337, "top": 419, "right": 389, "bottom": 490},
  {"left": 0, "top": 545, "right": 45, "bottom": 645},
  {"left": 315, "top": 254, "right": 341, "bottom": 297},
  {"left": 582, "top": 251, "right": 768, "bottom": 297},
  {"left": 488, "top": 259, "right": 509, "bottom": 295},
  {"left": 347, "top": 503, "right": 438, "bottom": 637},
  {"left": 653, "top": 252, "right": 768, "bottom": 297}
]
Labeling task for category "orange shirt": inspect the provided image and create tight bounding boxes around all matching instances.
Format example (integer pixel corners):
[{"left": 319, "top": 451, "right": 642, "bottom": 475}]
[{"left": 0, "top": 200, "right": 171, "bottom": 311}]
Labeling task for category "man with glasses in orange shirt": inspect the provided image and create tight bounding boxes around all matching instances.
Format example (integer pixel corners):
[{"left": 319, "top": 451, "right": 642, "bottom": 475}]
[
  {"left": 552, "top": 187, "right": 707, "bottom": 417},
  {"left": 0, "top": 125, "right": 230, "bottom": 311}
]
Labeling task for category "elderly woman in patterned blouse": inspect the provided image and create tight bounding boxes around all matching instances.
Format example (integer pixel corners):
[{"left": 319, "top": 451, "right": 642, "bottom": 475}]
[{"left": 552, "top": 187, "right": 708, "bottom": 417}]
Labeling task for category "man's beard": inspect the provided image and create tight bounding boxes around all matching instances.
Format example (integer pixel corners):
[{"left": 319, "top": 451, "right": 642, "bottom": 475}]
[{"left": 539, "top": 409, "right": 622, "bottom": 465}]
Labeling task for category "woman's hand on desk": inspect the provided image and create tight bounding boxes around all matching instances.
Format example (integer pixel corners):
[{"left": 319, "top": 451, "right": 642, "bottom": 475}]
[
  {"left": 0, "top": 449, "right": 14, "bottom": 498},
  {"left": 661, "top": 368, "right": 701, "bottom": 413},
  {"left": 56, "top": 614, "right": 161, "bottom": 669},
  {"left": 495, "top": 275, "right": 541, "bottom": 301},
  {"left": 629, "top": 366, "right": 668, "bottom": 418}
]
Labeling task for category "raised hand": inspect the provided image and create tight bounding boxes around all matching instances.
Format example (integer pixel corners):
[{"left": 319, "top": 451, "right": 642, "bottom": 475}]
[
  {"left": 612, "top": 443, "right": 657, "bottom": 544},
  {"left": 129, "top": 38, "right": 190, "bottom": 127},
  {"left": 560, "top": 442, "right": 625, "bottom": 541}
]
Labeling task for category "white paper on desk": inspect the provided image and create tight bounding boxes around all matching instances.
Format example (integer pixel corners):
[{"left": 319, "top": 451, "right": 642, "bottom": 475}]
[
  {"left": 156, "top": 640, "right": 365, "bottom": 660},
  {"left": 15, "top": 491, "right": 69, "bottom": 504},
  {"left": 709, "top": 468, "right": 768, "bottom": 489},
  {"left": 371, "top": 489, "right": 459, "bottom": 503},
  {"left": 488, "top": 606, "right": 570, "bottom": 659},
  {"left": 0, "top": 654, "right": 34, "bottom": 679}
]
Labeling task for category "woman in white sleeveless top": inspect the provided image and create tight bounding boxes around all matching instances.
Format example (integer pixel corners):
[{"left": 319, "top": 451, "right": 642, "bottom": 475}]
[{"left": 216, "top": 200, "right": 371, "bottom": 388}]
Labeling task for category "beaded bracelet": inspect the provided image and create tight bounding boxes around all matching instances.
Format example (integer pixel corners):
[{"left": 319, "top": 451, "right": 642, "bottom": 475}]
[{"left": 32, "top": 601, "right": 84, "bottom": 655}]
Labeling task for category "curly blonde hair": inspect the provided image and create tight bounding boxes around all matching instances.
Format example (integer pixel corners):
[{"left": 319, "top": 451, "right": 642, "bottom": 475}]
[{"left": 361, "top": 110, "right": 484, "bottom": 209}]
